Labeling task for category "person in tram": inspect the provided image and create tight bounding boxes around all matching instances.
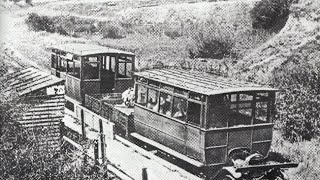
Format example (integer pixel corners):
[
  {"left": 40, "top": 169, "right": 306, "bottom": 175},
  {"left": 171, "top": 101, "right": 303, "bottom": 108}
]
[
  {"left": 173, "top": 101, "right": 186, "bottom": 119},
  {"left": 159, "top": 95, "right": 171, "bottom": 116}
]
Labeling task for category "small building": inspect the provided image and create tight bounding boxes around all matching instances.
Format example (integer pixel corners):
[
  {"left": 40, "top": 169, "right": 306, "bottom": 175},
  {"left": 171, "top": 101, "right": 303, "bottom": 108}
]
[
  {"left": 2, "top": 67, "right": 65, "bottom": 152},
  {"left": 133, "top": 69, "right": 278, "bottom": 170}
]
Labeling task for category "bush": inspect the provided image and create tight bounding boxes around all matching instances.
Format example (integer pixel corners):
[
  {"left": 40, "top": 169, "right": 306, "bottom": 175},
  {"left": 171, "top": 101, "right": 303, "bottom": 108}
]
[
  {"left": 250, "top": 0, "right": 290, "bottom": 30},
  {"left": 164, "top": 25, "right": 182, "bottom": 39},
  {"left": 98, "top": 22, "right": 126, "bottom": 39},
  {"left": 273, "top": 60, "right": 320, "bottom": 142},
  {"left": 188, "top": 26, "right": 235, "bottom": 59},
  {"left": 25, "top": 13, "right": 55, "bottom": 33}
]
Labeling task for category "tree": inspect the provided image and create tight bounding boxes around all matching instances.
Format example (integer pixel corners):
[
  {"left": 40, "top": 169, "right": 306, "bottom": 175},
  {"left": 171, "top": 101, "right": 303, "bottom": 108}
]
[{"left": 250, "top": 0, "right": 291, "bottom": 30}]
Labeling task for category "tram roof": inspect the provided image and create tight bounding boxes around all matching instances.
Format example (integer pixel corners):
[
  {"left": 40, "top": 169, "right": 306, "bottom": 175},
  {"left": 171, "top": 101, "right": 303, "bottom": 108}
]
[
  {"left": 134, "top": 69, "right": 278, "bottom": 96},
  {"left": 50, "top": 43, "right": 135, "bottom": 56}
]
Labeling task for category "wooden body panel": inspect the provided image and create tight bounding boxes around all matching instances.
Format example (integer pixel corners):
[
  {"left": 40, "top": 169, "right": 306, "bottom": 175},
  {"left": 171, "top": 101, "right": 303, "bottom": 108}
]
[
  {"left": 115, "top": 78, "right": 134, "bottom": 93},
  {"left": 203, "top": 124, "right": 273, "bottom": 166},
  {"left": 113, "top": 108, "right": 134, "bottom": 138},
  {"left": 134, "top": 105, "right": 204, "bottom": 162},
  {"left": 65, "top": 75, "right": 81, "bottom": 102},
  {"left": 82, "top": 80, "right": 101, "bottom": 97}
]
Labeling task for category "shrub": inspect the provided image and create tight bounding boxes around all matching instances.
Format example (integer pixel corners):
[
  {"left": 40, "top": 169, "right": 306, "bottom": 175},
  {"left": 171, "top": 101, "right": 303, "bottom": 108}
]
[
  {"left": 250, "top": 0, "right": 290, "bottom": 30},
  {"left": 98, "top": 22, "right": 126, "bottom": 39},
  {"left": 188, "top": 26, "right": 235, "bottom": 59},
  {"left": 55, "top": 25, "right": 68, "bottom": 36},
  {"left": 273, "top": 60, "right": 320, "bottom": 142},
  {"left": 25, "top": 0, "right": 32, "bottom": 5},
  {"left": 164, "top": 26, "right": 182, "bottom": 39},
  {"left": 25, "top": 13, "right": 55, "bottom": 33}
]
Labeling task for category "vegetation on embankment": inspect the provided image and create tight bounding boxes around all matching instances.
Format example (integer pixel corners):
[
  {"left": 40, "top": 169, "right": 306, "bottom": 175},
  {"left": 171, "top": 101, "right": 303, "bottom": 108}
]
[{"left": 25, "top": 0, "right": 280, "bottom": 71}]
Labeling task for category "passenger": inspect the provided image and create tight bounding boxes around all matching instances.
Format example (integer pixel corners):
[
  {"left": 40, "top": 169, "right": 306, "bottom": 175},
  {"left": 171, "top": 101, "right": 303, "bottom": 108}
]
[
  {"left": 160, "top": 95, "right": 171, "bottom": 116},
  {"left": 147, "top": 98, "right": 156, "bottom": 109},
  {"left": 173, "top": 102, "right": 186, "bottom": 119}
]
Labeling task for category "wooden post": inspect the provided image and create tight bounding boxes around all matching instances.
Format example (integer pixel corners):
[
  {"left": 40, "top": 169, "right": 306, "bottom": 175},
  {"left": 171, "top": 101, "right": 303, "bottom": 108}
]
[
  {"left": 115, "top": 54, "right": 119, "bottom": 79},
  {"left": 98, "top": 55, "right": 102, "bottom": 81},
  {"left": 142, "top": 168, "right": 148, "bottom": 180},
  {"left": 99, "top": 119, "right": 106, "bottom": 163},
  {"left": 81, "top": 109, "right": 86, "bottom": 140},
  {"left": 132, "top": 56, "right": 136, "bottom": 74}
]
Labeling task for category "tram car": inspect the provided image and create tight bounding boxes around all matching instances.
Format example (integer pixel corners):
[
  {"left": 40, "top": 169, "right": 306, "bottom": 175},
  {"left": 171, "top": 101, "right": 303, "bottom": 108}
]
[{"left": 50, "top": 43, "right": 297, "bottom": 180}]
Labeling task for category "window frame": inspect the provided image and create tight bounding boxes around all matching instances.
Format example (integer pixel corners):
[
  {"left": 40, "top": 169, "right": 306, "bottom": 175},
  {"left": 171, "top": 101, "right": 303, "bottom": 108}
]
[{"left": 206, "top": 91, "right": 275, "bottom": 130}]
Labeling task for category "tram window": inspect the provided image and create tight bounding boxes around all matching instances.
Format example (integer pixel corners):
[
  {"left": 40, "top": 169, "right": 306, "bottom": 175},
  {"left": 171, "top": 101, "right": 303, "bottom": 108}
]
[
  {"left": 126, "top": 63, "right": 132, "bottom": 77},
  {"left": 172, "top": 97, "right": 187, "bottom": 121},
  {"left": 161, "top": 84, "right": 174, "bottom": 92},
  {"left": 110, "top": 57, "right": 115, "bottom": 72},
  {"left": 238, "top": 102, "right": 252, "bottom": 109},
  {"left": 187, "top": 102, "right": 201, "bottom": 126},
  {"left": 256, "top": 92, "right": 269, "bottom": 101},
  {"left": 73, "top": 60, "right": 80, "bottom": 78},
  {"left": 190, "top": 92, "right": 203, "bottom": 101},
  {"left": 105, "top": 56, "right": 110, "bottom": 70},
  {"left": 159, "top": 93, "right": 172, "bottom": 116},
  {"left": 83, "top": 57, "right": 99, "bottom": 79},
  {"left": 136, "top": 85, "right": 147, "bottom": 106},
  {"left": 239, "top": 93, "right": 253, "bottom": 101},
  {"left": 51, "top": 54, "right": 57, "bottom": 68},
  {"left": 231, "top": 94, "right": 237, "bottom": 102},
  {"left": 239, "top": 109, "right": 252, "bottom": 117},
  {"left": 118, "top": 62, "right": 126, "bottom": 77},
  {"left": 147, "top": 89, "right": 159, "bottom": 111},
  {"left": 148, "top": 80, "right": 160, "bottom": 87},
  {"left": 255, "top": 102, "right": 268, "bottom": 124},
  {"left": 174, "top": 87, "right": 188, "bottom": 96}
]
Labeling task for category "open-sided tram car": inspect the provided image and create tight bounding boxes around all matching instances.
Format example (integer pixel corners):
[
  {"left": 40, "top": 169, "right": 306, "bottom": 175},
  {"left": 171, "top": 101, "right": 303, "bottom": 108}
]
[{"left": 50, "top": 43, "right": 297, "bottom": 180}]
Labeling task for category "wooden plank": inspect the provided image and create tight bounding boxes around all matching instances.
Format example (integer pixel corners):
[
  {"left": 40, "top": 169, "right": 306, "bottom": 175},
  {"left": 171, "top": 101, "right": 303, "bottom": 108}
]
[
  {"left": 22, "top": 115, "right": 63, "bottom": 120},
  {"left": 12, "top": 74, "right": 45, "bottom": 89},
  {"left": 235, "top": 163, "right": 298, "bottom": 172},
  {"left": 24, "top": 111, "right": 60, "bottom": 116},
  {"left": 18, "top": 77, "right": 63, "bottom": 96},
  {"left": 19, "top": 118, "right": 62, "bottom": 125},
  {"left": 21, "top": 122, "right": 61, "bottom": 128},
  {"left": 28, "top": 107, "right": 64, "bottom": 113},
  {"left": 34, "top": 103, "right": 65, "bottom": 108},
  {"left": 131, "top": 132, "right": 204, "bottom": 167}
]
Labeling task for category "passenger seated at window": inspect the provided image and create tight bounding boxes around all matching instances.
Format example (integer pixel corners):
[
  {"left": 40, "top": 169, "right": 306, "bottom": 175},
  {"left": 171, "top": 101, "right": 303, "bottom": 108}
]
[
  {"left": 147, "top": 89, "right": 158, "bottom": 111},
  {"left": 159, "top": 94, "right": 172, "bottom": 116},
  {"left": 173, "top": 99, "right": 187, "bottom": 121},
  {"left": 147, "top": 98, "right": 157, "bottom": 109}
]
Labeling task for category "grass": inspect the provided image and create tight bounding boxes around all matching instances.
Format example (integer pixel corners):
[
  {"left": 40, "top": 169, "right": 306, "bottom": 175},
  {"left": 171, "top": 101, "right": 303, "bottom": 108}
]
[{"left": 271, "top": 131, "right": 320, "bottom": 180}]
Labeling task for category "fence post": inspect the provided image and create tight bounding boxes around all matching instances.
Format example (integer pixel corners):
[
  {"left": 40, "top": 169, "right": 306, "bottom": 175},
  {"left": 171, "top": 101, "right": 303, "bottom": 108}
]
[
  {"left": 142, "top": 168, "right": 148, "bottom": 180},
  {"left": 81, "top": 109, "right": 85, "bottom": 139}
]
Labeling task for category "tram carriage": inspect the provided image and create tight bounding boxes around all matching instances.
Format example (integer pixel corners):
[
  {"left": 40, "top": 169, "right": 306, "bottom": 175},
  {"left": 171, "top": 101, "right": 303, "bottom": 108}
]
[
  {"left": 50, "top": 43, "right": 135, "bottom": 103},
  {"left": 50, "top": 43, "right": 297, "bottom": 180}
]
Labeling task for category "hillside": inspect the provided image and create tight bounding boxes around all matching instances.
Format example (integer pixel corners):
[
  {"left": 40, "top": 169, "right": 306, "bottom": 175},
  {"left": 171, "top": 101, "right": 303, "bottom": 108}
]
[
  {"left": 1, "top": 0, "right": 273, "bottom": 72},
  {"left": 233, "top": 0, "right": 320, "bottom": 84}
]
